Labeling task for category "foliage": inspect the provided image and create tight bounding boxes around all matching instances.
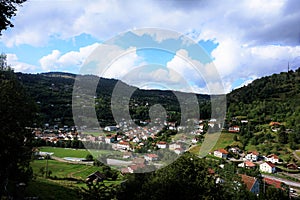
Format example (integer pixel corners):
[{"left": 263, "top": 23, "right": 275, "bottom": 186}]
[
  {"left": 0, "top": 54, "right": 36, "bottom": 198},
  {"left": 0, "top": 0, "right": 26, "bottom": 34},
  {"left": 79, "top": 181, "right": 119, "bottom": 200},
  {"left": 118, "top": 153, "right": 253, "bottom": 200}
]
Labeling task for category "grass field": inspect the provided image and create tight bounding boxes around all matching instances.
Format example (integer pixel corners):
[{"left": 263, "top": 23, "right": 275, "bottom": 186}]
[
  {"left": 39, "top": 146, "right": 119, "bottom": 158},
  {"left": 31, "top": 159, "right": 101, "bottom": 180},
  {"left": 212, "top": 132, "right": 236, "bottom": 150},
  {"left": 25, "top": 177, "right": 80, "bottom": 200}
]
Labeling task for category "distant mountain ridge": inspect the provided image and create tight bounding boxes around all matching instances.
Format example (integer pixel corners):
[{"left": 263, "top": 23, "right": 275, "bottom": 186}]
[
  {"left": 16, "top": 72, "right": 211, "bottom": 127},
  {"left": 17, "top": 68, "right": 300, "bottom": 129}
]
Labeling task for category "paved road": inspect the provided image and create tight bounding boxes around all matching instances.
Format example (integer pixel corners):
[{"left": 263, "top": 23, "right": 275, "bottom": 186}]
[
  {"left": 51, "top": 156, "right": 93, "bottom": 165},
  {"left": 262, "top": 174, "right": 300, "bottom": 188}
]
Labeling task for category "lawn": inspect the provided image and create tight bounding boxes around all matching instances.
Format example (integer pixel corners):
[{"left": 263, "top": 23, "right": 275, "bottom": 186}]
[
  {"left": 31, "top": 159, "right": 101, "bottom": 180},
  {"left": 39, "top": 146, "right": 119, "bottom": 159},
  {"left": 212, "top": 132, "right": 236, "bottom": 150},
  {"left": 25, "top": 177, "right": 81, "bottom": 200}
]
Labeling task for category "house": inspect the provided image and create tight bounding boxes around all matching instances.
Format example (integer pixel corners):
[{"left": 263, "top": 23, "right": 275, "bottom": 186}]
[
  {"left": 269, "top": 122, "right": 280, "bottom": 126},
  {"left": 263, "top": 177, "right": 282, "bottom": 189},
  {"left": 144, "top": 154, "right": 159, "bottom": 162},
  {"left": 245, "top": 151, "right": 259, "bottom": 162},
  {"left": 228, "top": 126, "right": 240, "bottom": 133},
  {"left": 240, "top": 174, "right": 260, "bottom": 195},
  {"left": 157, "top": 141, "right": 167, "bottom": 149},
  {"left": 260, "top": 162, "right": 276, "bottom": 173},
  {"left": 287, "top": 163, "right": 298, "bottom": 170},
  {"left": 266, "top": 154, "right": 279, "bottom": 164},
  {"left": 104, "top": 126, "right": 118, "bottom": 132},
  {"left": 214, "top": 149, "right": 228, "bottom": 159},
  {"left": 191, "top": 138, "right": 198, "bottom": 144},
  {"left": 122, "top": 152, "right": 133, "bottom": 159},
  {"left": 174, "top": 148, "right": 185, "bottom": 155},
  {"left": 128, "top": 163, "right": 145, "bottom": 173},
  {"left": 86, "top": 171, "right": 106, "bottom": 184},
  {"left": 117, "top": 141, "right": 130, "bottom": 150},
  {"left": 238, "top": 161, "right": 256, "bottom": 169},
  {"left": 169, "top": 143, "right": 181, "bottom": 151},
  {"left": 229, "top": 147, "right": 240, "bottom": 154}
]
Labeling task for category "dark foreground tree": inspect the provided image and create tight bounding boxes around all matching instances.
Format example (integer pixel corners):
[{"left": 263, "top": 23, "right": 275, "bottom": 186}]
[
  {"left": 0, "top": 0, "right": 27, "bottom": 34},
  {"left": 0, "top": 53, "right": 36, "bottom": 198}
]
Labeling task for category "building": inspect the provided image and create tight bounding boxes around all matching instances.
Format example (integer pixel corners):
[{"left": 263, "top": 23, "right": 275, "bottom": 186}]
[
  {"left": 240, "top": 174, "right": 260, "bottom": 195},
  {"left": 104, "top": 126, "right": 118, "bottom": 132},
  {"left": 228, "top": 126, "right": 240, "bottom": 133},
  {"left": 157, "top": 141, "right": 167, "bottom": 149},
  {"left": 266, "top": 154, "right": 279, "bottom": 164},
  {"left": 117, "top": 141, "right": 130, "bottom": 150},
  {"left": 214, "top": 149, "right": 228, "bottom": 159},
  {"left": 144, "top": 154, "right": 159, "bottom": 162},
  {"left": 238, "top": 161, "right": 256, "bottom": 169},
  {"left": 260, "top": 162, "right": 276, "bottom": 173},
  {"left": 245, "top": 151, "right": 259, "bottom": 162}
]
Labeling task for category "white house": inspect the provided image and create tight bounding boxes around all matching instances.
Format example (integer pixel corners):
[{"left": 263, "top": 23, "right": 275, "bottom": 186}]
[
  {"left": 156, "top": 141, "right": 167, "bottom": 149},
  {"left": 174, "top": 148, "right": 184, "bottom": 155},
  {"left": 266, "top": 154, "right": 279, "bottom": 163},
  {"left": 104, "top": 126, "right": 118, "bottom": 132},
  {"left": 117, "top": 141, "right": 130, "bottom": 150},
  {"left": 238, "top": 161, "right": 256, "bottom": 169},
  {"left": 144, "top": 154, "right": 159, "bottom": 162},
  {"left": 169, "top": 143, "right": 182, "bottom": 151},
  {"left": 214, "top": 149, "right": 228, "bottom": 159},
  {"left": 228, "top": 126, "right": 240, "bottom": 133},
  {"left": 260, "top": 162, "right": 276, "bottom": 173},
  {"left": 245, "top": 151, "right": 259, "bottom": 162}
]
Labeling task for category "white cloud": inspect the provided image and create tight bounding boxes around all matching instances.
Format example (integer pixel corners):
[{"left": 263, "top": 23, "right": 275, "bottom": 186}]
[
  {"left": 6, "top": 54, "right": 37, "bottom": 72},
  {"left": 39, "top": 43, "right": 99, "bottom": 72},
  {"left": 1, "top": 0, "right": 300, "bottom": 94}
]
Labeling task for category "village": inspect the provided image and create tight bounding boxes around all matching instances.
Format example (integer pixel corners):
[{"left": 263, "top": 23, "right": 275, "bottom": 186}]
[{"left": 32, "top": 117, "right": 300, "bottom": 197}]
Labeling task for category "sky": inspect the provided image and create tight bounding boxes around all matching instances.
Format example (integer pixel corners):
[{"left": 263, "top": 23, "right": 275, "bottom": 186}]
[{"left": 1, "top": 0, "right": 300, "bottom": 94}]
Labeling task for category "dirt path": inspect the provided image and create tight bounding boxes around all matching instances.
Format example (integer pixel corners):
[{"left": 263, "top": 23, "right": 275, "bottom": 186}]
[
  {"left": 68, "top": 165, "right": 93, "bottom": 179},
  {"left": 293, "top": 150, "right": 300, "bottom": 161}
]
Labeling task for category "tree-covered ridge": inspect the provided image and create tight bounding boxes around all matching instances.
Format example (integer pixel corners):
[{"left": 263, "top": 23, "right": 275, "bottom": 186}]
[
  {"left": 227, "top": 69, "right": 300, "bottom": 127},
  {"left": 16, "top": 72, "right": 211, "bottom": 128}
]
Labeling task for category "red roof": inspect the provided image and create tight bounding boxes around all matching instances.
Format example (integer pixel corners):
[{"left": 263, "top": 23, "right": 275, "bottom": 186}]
[
  {"left": 157, "top": 141, "right": 167, "bottom": 145},
  {"left": 217, "top": 148, "right": 228, "bottom": 154},
  {"left": 248, "top": 151, "right": 259, "bottom": 156},
  {"left": 147, "top": 154, "right": 158, "bottom": 158},
  {"left": 244, "top": 161, "right": 256, "bottom": 167},
  {"left": 265, "top": 161, "right": 276, "bottom": 168},
  {"left": 240, "top": 174, "right": 257, "bottom": 191},
  {"left": 119, "top": 141, "right": 129, "bottom": 145},
  {"left": 267, "top": 154, "right": 279, "bottom": 159},
  {"left": 208, "top": 168, "right": 215, "bottom": 175},
  {"left": 269, "top": 122, "right": 280, "bottom": 126},
  {"left": 263, "top": 177, "right": 282, "bottom": 189}
]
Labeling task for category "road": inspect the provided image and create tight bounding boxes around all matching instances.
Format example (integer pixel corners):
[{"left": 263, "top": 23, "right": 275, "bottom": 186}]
[{"left": 262, "top": 174, "right": 300, "bottom": 188}]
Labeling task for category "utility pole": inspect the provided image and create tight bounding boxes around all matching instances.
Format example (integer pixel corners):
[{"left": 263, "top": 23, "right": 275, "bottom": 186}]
[{"left": 45, "top": 153, "right": 49, "bottom": 178}]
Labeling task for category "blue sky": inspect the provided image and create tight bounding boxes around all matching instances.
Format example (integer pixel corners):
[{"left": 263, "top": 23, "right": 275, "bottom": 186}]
[{"left": 1, "top": 0, "right": 300, "bottom": 94}]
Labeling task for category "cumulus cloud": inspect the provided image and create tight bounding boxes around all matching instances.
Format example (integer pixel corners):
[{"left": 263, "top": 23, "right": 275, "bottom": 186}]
[
  {"left": 39, "top": 43, "right": 99, "bottom": 72},
  {"left": 6, "top": 54, "right": 37, "bottom": 72},
  {"left": 1, "top": 0, "right": 300, "bottom": 94}
]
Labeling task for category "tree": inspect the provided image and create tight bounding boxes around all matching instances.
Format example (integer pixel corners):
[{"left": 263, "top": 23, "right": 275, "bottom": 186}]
[
  {"left": 0, "top": 0, "right": 27, "bottom": 35},
  {"left": 0, "top": 54, "right": 36, "bottom": 198},
  {"left": 85, "top": 153, "right": 94, "bottom": 161}
]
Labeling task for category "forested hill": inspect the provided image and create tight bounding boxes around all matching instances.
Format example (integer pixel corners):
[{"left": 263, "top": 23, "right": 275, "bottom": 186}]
[
  {"left": 16, "top": 72, "right": 211, "bottom": 127},
  {"left": 227, "top": 68, "right": 300, "bottom": 127}
]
